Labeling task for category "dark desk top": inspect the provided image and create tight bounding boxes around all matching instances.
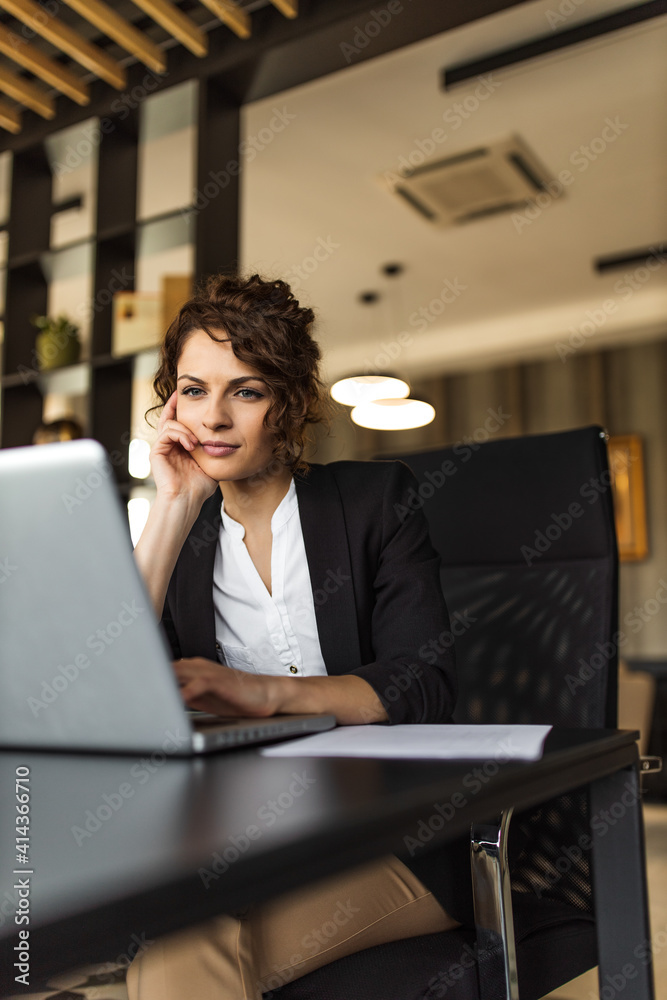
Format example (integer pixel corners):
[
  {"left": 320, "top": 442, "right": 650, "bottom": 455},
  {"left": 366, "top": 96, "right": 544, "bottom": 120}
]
[{"left": 0, "top": 728, "right": 638, "bottom": 992}]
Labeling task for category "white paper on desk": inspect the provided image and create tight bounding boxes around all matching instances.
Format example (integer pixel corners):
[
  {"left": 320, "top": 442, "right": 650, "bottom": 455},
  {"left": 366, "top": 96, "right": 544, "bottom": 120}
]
[{"left": 261, "top": 724, "right": 553, "bottom": 760}]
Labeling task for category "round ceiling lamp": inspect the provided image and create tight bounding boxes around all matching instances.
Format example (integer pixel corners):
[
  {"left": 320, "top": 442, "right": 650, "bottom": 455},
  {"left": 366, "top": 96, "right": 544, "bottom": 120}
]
[
  {"left": 330, "top": 373, "right": 410, "bottom": 407},
  {"left": 351, "top": 397, "right": 436, "bottom": 431}
]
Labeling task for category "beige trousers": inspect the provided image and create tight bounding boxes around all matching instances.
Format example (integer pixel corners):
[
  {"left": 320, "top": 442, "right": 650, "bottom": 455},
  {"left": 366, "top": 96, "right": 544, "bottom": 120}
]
[{"left": 126, "top": 854, "right": 459, "bottom": 1000}]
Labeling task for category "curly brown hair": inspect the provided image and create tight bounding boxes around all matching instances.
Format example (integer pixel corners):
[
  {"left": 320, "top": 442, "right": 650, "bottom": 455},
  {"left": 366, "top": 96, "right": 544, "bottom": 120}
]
[{"left": 147, "top": 272, "right": 330, "bottom": 472}]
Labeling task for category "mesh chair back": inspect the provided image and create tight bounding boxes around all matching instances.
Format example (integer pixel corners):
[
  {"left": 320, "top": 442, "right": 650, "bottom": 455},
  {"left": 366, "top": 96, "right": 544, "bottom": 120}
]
[
  {"left": 267, "top": 427, "right": 615, "bottom": 1000},
  {"left": 390, "top": 425, "right": 619, "bottom": 915}
]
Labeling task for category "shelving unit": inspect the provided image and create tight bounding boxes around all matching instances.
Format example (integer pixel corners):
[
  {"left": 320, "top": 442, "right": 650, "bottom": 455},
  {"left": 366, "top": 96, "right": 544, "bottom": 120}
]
[{"left": 0, "top": 75, "right": 240, "bottom": 497}]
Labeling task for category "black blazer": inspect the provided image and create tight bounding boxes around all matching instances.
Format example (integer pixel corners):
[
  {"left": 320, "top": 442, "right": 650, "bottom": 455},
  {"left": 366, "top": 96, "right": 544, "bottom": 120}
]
[
  {"left": 160, "top": 458, "right": 472, "bottom": 923},
  {"left": 161, "top": 459, "right": 457, "bottom": 726}
]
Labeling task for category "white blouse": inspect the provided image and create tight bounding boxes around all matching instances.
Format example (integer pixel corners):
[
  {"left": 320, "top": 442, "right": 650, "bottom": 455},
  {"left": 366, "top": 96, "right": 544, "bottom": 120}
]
[{"left": 212, "top": 478, "right": 329, "bottom": 678}]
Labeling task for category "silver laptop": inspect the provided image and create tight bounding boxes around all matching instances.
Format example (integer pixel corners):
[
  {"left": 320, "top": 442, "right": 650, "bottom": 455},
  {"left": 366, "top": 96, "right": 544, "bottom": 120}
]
[{"left": 0, "top": 438, "right": 335, "bottom": 754}]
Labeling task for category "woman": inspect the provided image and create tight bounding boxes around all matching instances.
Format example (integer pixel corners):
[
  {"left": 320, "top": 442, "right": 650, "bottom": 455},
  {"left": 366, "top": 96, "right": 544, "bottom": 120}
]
[{"left": 128, "top": 272, "right": 461, "bottom": 1000}]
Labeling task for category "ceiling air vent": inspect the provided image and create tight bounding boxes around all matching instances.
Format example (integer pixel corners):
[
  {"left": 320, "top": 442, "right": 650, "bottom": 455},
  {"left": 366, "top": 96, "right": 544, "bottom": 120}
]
[{"left": 378, "top": 135, "right": 560, "bottom": 227}]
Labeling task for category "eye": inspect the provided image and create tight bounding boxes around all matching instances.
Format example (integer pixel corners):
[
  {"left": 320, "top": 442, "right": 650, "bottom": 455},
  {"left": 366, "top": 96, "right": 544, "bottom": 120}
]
[
  {"left": 235, "top": 387, "right": 264, "bottom": 399},
  {"left": 180, "top": 386, "right": 204, "bottom": 397}
]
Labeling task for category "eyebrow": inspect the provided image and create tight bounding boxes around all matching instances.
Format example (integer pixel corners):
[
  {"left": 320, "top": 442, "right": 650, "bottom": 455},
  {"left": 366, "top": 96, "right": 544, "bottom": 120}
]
[{"left": 176, "top": 374, "right": 266, "bottom": 388}]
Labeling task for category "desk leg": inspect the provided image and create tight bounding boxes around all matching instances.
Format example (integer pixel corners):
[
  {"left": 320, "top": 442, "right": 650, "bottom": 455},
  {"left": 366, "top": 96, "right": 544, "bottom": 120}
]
[{"left": 590, "top": 765, "right": 655, "bottom": 1000}]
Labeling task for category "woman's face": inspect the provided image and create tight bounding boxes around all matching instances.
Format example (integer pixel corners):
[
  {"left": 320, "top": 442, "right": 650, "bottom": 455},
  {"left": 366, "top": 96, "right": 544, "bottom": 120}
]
[{"left": 175, "top": 328, "right": 278, "bottom": 482}]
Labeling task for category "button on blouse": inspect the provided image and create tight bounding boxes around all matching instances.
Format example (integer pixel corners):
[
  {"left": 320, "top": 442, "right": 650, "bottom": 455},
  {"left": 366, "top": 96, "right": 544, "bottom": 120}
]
[{"left": 212, "top": 478, "right": 328, "bottom": 678}]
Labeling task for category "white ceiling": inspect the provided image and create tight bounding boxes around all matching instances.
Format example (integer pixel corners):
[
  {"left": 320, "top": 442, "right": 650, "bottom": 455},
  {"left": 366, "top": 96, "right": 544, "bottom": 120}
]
[{"left": 240, "top": 0, "right": 667, "bottom": 384}]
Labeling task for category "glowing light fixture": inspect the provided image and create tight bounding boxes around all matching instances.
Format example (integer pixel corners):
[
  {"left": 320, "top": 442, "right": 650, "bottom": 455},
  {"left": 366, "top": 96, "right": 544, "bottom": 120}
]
[
  {"left": 331, "top": 374, "right": 409, "bottom": 407},
  {"left": 129, "top": 438, "right": 151, "bottom": 479},
  {"left": 127, "top": 496, "right": 151, "bottom": 546},
  {"left": 338, "top": 265, "right": 437, "bottom": 431},
  {"left": 351, "top": 397, "right": 435, "bottom": 431}
]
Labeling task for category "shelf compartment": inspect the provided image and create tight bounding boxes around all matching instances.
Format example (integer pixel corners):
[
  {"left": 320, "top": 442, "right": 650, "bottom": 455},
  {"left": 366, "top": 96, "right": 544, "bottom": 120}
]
[
  {"left": 92, "top": 232, "right": 137, "bottom": 358},
  {"left": 137, "top": 80, "right": 197, "bottom": 224},
  {"left": 90, "top": 357, "right": 133, "bottom": 483},
  {"left": 96, "top": 111, "right": 138, "bottom": 238},
  {"left": 8, "top": 145, "right": 52, "bottom": 262},
  {"left": 3, "top": 260, "right": 48, "bottom": 376},
  {"left": 0, "top": 381, "right": 44, "bottom": 448},
  {"left": 45, "top": 118, "right": 100, "bottom": 251}
]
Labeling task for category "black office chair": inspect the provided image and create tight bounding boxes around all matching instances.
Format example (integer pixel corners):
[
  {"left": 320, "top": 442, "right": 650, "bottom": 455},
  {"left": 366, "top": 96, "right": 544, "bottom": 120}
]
[{"left": 269, "top": 425, "right": 621, "bottom": 1000}]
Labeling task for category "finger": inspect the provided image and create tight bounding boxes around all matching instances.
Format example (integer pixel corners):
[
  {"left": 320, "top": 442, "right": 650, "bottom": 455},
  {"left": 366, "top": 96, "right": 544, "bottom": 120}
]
[
  {"left": 164, "top": 419, "right": 197, "bottom": 445},
  {"left": 188, "top": 694, "right": 240, "bottom": 717},
  {"left": 180, "top": 678, "right": 216, "bottom": 702},
  {"left": 155, "top": 423, "right": 198, "bottom": 452},
  {"left": 174, "top": 663, "right": 209, "bottom": 683},
  {"left": 174, "top": 661, "right": 224, "bottom": 694},
  {"left": 162, "top": 391, "right": 177, "bottom": 415},
  {"left": 157, "top": 391, "right": 178, "bottom": 431},
  {"left": 183, "top": 683, "right": 239, "bottom": 716},
  {"left": 173, "top": 657, "right": 213, "bottom": 675}
]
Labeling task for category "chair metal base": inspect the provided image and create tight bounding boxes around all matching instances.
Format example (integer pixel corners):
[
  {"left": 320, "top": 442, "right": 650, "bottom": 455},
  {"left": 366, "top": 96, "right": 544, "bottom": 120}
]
[{"left": 471, "top": 809, "right": 519, "bottom": 1000}]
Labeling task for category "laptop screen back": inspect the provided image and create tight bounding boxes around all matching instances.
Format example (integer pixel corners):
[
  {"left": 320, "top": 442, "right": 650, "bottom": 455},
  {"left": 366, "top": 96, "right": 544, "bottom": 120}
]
[{"left": 0, "top": 439, "right": 191, "bottom": 753}]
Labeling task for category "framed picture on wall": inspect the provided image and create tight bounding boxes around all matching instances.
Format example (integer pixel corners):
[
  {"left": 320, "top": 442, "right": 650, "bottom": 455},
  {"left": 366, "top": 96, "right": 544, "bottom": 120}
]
[{"left": 608, "top": 434, "right": 648, "bottom": 562}]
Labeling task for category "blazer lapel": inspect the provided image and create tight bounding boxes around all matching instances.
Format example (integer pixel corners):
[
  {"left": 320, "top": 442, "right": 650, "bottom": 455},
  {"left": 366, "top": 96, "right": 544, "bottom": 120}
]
[
  {"left": 176, "top": 488, "right": 221, "bottom": 660},
  {"left": 294, "top": 464, "right": 362, "bottom": 675},
  {"left": 175, "top": 469, "right": 363, "bottom": 675}
]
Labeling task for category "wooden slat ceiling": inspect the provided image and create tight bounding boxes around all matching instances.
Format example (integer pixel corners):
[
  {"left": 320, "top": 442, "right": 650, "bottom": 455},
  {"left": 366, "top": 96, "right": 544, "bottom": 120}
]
[{"left": 0, "top": 0, "right": 297, "bottom": 132}]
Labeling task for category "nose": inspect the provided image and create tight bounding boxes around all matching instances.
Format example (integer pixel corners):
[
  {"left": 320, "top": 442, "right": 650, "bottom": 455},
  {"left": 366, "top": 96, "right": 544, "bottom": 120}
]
[{"left": 201, "top": 392, "right": 232, "bottom": 431}]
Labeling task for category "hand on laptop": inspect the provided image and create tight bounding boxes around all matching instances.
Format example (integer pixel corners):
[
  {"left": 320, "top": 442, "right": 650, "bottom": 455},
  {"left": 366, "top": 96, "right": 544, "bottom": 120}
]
[
  {"left": 174, "top": 657, "right": 280, "bottom": 718},
  {"left": 172, "top": 658, "right": 389, "bottom": 725}
]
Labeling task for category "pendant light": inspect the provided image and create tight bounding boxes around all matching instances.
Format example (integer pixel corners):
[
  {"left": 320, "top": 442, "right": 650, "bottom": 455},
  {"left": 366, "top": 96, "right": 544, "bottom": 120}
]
[
  {"left": 330, "top": 373, "right": 410, "bottom": 406},
  {"left": 331, "top": 264, "right": 436, "bottom": 430},
  {"left": 351, "top": 397, "right": 435, "bottom": 430}
]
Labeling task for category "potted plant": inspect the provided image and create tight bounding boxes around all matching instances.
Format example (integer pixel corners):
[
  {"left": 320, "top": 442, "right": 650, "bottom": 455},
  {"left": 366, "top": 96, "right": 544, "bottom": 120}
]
[{"left": 32, "top": 314, "right": 81, "bottom": 371}]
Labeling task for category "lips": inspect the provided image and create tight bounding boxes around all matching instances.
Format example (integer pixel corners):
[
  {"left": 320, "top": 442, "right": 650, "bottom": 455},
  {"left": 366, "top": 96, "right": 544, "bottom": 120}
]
[{"left": 200, "top": 442, "right": 240, "bottom": 457}]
